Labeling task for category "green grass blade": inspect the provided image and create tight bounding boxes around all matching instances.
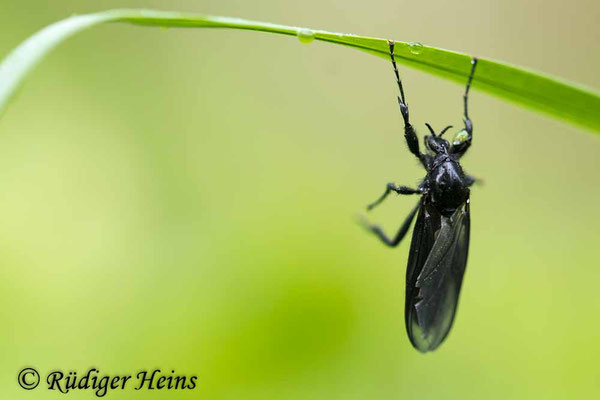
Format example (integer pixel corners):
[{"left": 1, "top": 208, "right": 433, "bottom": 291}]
[{"left": 1, "top": 9, "right": 600, "bottom": 135}]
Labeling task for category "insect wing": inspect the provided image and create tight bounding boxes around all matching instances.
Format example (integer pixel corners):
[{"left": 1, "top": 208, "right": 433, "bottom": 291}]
[
  {"left": 405, "top": 201, "right": 437, "bottom": 347},
  {"left": 405, "top": 201, "right": 470, "bottom": 352}
]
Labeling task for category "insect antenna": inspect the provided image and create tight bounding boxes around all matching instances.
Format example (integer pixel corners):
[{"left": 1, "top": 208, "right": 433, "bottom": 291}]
[
  {"left": 425, "top": 123, "right": 437, "bottom": 136},
  {"left": 439, "top": 125, "right": 453, "bottom": 137}
]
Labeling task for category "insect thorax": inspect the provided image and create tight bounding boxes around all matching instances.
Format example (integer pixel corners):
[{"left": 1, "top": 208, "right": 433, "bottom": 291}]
[{"left": 427, "top": 159, "right": 469, "bottom": 215}]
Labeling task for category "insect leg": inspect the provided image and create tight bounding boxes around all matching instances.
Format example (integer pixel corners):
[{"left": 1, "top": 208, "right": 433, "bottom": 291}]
[
  {"left": 388, "top": 41, "right": 426, "bottom": 167},
  {"left": 360, "top": 201, "right": 420, "bottom": 247},
  {"left": 451, "top": 57, "right": 478, "bottom": 157},
  {"left": 465, "top": 175, "right": 483, "bottom": 186},
  {"left": 367, "top": 183, "right": 420, "bottom": 211}
]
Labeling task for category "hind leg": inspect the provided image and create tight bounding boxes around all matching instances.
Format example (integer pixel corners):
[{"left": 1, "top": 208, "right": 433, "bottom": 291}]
[{"left": 360, "top": 202, "right": 420, "bottom": 247}]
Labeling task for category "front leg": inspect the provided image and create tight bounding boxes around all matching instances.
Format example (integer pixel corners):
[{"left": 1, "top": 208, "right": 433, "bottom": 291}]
[
  {"left": 388, "top": 41, "right": 427, "bottom": 168},
  {"left": 367, "top": 183, "right": 421, "bottom": 211},
  {"left": 451, "top": 57, "right": 478, "bottom": 158}
]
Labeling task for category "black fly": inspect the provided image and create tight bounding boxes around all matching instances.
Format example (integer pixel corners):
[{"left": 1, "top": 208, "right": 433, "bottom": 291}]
[{"left": 360, "top": 41, "right": 479, "bottom": 352}]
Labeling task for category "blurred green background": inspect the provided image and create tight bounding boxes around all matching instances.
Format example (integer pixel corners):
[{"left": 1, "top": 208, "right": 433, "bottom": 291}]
[{"left": 1, "top": 0, "right": 600, "bottom": 399}]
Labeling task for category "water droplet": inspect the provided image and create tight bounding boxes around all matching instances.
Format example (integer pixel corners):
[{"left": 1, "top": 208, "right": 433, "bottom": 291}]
[
  {"left": 409, "top": 42, "right": 423, "bottom": 55},
  {"left": 297, "top": 28, "right": 315, "bottom": 44}
]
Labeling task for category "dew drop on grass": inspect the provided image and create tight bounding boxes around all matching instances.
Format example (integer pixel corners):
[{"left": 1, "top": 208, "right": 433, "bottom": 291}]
[
  {"left": 297, "top": 28, "right": 315, "bottom": 44},
  {"left": 409, "top": 42, "right": 423, "bottom": 55}
]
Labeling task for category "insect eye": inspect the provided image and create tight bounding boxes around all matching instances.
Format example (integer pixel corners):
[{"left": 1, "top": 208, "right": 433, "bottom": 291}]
[
  {"left": 453, "top": 130, "right": 469, "bottom": 146},
  {"left": 424, "top": 136, "right": 432, "bottom": 151}
]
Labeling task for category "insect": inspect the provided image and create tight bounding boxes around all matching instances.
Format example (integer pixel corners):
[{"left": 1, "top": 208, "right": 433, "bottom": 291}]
[{"left": 360, "top": 40, "right": 479, "bottom": 352}]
